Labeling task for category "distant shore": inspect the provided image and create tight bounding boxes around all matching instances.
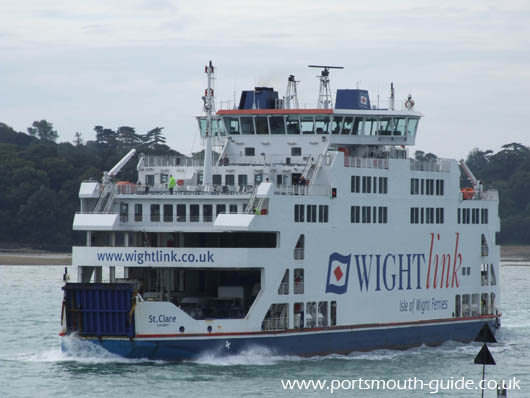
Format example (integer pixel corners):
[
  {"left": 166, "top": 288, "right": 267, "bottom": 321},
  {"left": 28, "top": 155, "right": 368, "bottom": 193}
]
[
  {"left": 0, "top": 249, "right": 71, "bottom": 265},
  {"left": 1, "top": 245, "right": 530, "bottom": 266}
]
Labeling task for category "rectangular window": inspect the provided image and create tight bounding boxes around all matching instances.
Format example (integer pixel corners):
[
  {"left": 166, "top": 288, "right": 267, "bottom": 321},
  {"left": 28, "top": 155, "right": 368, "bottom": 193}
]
[
  {"left": 225, "top": 174, "right": 235, "bottom": 186},
  {"left": 229, "top": 204, "right": 238, "bottom": 214},
  {"left": 176, "top": 204, "right": 186, "bottom": 222},
  {"left": 372, "top": 177, "right": 378, "bottom": 194},
  {"left": 457, "top": 208, "right": 461, "bottom": 224},
  {"left": 362, "top": 176, "right": 371, "bottom": 193},
  {"left": 134, "top": 204, "right": 142, "bottom": 222},
  {"left": 379, "top": 177, "right": 388, "bottom": 194},
  {"left": 163, "top": 204, "right": 173, "bottom": 222},
  {"left": 212, "top": 174, "right": 222, "bottom": 185},
  {"left": 472, "top": 208, "right": 479, "bottom": 224},
  {"left": 351, "top": 176, "right": 360, "bottom": 193},
  {"left": 372, "top": 206, "right": 377, "bottom": 223},
  {"left": 150, "top": 204, "right": 160, "bottom": 222},
  {"left": 270, "top": 116, "right": 286, "bottom": 134},
  {"left": 378, "top": 206, "right": 388, "bottom": 223},
  {"left": 351, "top": 206, "right": 360, "bottom": 223},
  {"left": 203, "top": 204, "right": 213, "bottom": 222},
  {"left": 410, "top": 178, "right": 419, "bottom": 195},
  {"left": 190, "top": 204, "right": 199, "bottom": 222},
  {"left": 120, "top": 203, "right": 128, "bottom": 223},
  {"left": 244, "top": 147, "right": 255, "bottom": 156},
  {"left": 436, "top": 179, "right": 444, "bottom": 195},
  {"left": 160, "top": 173, "right": 168, "bottom": 184},
  {"left": 307, "top": 205, "right": 317, "bottom": 223},
  {"left": 426, "top": 207, "right": 434, "bottom": 224},
  {"left": 421, "top": 207, "right": 425, "bottom": 224},
  {"left": 238, "top": 174, "right": 248, "bottom": 186},
  {"left": 362, "top": 206, "right": 371, "bottom": 223},
  {"left": 294, "top": 204, "right": 305, "bottom": 222},
  {"left": 216, "top": 204, "right": 226, "bottom": 216},
  {"left": 436, "top": 208, "right": 444, "bottom": 224},
  {"left": 318, "top": 205, "right": 329, "bottom": 223},
  {"left": 420, "top": 179, "right": 424, "bottom": 195},
  {"left": 291, "top": 147, "right": 302, "bottom": 156},
  {"left": 426, "top": 179, "right": 434, "bottom": 195}
]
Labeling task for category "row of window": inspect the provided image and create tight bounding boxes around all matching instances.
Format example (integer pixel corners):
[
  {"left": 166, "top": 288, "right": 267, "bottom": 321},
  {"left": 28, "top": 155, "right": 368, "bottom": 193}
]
[
  {"left": 216, "top": 115, "right": 419, "bottom": 137},
  {"left": 294, "top": 205, "right": 329, "bottom": 223},
  {"left": 410, "top": 178, "right": 444, "bottom": 195},
  {"left": 458, "top": 208, "right": 489, "bottom": 224},
  {"left": 351, "top": 206, "right": 388, "bottom": 224},
  {"left": 120, "top": 203, "right": 243, "bottom": 223},
  {"left": 410, "top": 207, "right": 445, "bottom": 224},
  {"left": 261, "top": 301, "right": 338, "bottom": 331},
  {"left": 455, "top": 293, "right": 495, "bottom": 317},
  {"left": 351, "top": 176, "right": 388, "bottom": 194}
]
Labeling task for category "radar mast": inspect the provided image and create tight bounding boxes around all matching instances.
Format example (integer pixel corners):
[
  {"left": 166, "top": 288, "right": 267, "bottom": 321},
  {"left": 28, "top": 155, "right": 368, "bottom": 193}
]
[{"left": 308, "top": 65, "right": 344, "bottom": 109}]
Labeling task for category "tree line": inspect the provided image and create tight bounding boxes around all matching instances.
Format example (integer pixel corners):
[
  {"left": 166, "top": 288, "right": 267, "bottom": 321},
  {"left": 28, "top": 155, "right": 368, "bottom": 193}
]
[{"left": 0, "top": 120, "right": 529, "bottom": 249}]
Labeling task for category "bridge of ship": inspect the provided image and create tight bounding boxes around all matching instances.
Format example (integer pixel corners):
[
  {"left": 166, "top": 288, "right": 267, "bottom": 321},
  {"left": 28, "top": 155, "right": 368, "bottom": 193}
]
[{"left": 197, "top": 109, "right": 420, "bottom": 139}]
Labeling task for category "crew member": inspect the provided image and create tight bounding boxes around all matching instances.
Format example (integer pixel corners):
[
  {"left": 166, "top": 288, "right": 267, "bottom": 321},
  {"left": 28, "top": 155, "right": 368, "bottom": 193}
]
[{"left": 168, "top": 175, "right": 176, "bottom": 195}]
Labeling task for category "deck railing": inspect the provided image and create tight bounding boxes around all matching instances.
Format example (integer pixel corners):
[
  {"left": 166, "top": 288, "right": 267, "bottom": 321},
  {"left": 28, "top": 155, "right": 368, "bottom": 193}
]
[{"left": 409, "top": 158, "right": 451, "bottom": 172}]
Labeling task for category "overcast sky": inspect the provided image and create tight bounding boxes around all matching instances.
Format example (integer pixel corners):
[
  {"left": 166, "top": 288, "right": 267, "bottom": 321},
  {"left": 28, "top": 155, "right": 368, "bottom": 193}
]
[{"left": 1, "top": 0, "right": 529, "bottom": 159}]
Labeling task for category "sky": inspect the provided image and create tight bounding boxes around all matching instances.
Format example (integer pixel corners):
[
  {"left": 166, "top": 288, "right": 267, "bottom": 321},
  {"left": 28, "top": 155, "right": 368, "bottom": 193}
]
[{"left": 1, "top": 0, "right": 529, "bottom": 159}]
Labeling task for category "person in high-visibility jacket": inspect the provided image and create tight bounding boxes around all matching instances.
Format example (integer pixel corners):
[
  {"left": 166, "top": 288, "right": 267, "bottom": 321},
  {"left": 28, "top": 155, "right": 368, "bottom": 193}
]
[{"left": 168, "top": 175, "right": 176, "bottom": 195}]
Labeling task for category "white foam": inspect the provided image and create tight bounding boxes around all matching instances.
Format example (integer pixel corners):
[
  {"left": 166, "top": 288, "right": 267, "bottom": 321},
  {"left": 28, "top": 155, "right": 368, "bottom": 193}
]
[{"left": 15, "top": 336, "right": 160, "bottom": 365}]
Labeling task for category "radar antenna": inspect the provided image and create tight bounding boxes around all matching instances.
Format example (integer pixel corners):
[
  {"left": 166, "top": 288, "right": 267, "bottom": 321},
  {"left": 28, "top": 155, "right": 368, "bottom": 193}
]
[
  {"left": 285, "top": 75, "right": 300, "bottom": 109},
  {"left": 308, "top": 65, "right": 344, "bottom": 109}
]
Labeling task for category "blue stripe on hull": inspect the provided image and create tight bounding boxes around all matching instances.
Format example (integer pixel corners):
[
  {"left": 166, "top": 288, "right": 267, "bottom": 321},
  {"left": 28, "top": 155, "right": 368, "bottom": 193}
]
[{"left": 64, "top": 320, "right": 496, "bottom": 361}]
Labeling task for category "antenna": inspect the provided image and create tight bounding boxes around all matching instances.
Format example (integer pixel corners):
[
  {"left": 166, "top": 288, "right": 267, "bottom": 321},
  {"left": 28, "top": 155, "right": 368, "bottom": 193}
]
[
  {"left": 308, "top": 65, "right": 344, "bottom": 109},
  {"left": 285, "top": 75, "right": 300, "bottom": 109},
  {"left": 202, "top": 61, "right": 215, "bottom": 190},
  {"left": 389, "top": 82, "right": 395, "bottom": 111}
]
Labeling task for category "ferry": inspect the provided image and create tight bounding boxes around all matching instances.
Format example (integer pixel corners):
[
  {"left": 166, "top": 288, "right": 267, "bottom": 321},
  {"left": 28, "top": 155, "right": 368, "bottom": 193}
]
[{"left": 61, "top": 62, "right": 501, "bottom": 360}]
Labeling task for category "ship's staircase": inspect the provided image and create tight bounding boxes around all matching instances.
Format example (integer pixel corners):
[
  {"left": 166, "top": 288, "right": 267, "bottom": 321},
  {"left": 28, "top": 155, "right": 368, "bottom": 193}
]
[
  {"left": 301, "top": 152, "right": 326, "bottom": 193},
  {"left": 93, "top": 183, "right": 117, "bottom": 213},
  {"left": 245, "top": 186, "right": 264, "bottom": 214}
]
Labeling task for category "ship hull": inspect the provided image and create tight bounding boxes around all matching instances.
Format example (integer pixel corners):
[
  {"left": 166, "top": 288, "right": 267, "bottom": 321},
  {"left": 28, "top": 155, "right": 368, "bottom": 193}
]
[{"left": 63, "top": 317, "right": 497, "bottom": 361}]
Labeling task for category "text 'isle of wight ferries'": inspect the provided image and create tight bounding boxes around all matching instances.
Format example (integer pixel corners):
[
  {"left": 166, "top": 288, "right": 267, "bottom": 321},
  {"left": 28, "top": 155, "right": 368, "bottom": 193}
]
[{"left": 326, "top": 233, "right": 463, "bottom": 294}]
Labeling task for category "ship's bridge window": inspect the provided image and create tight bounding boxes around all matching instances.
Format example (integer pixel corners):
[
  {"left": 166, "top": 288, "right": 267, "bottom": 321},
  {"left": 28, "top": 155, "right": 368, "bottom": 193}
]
[
  {"left": 315, "top": 116, "right": 331, "bottom": 134},
  {"left": 363, "top": 118, "right": 377, "bottom": 136},
  {"left": 241, "top": 116, "right": 254, "bottom": 134},
  {"left": 377, "top": 117, "right": 392, "bottom": 135},
  {"left": 342, "top": 117, "right": 353, "bottom": 135},
  {"left": 331, "top": 116, "right": 343, "bottom": 134},
  {"left": 224, "top": 117, "right": 240, "bottom": 134},
  {"left": 255, "top": 116, "right": 269, "bottom": 134},
  {"left": 270, "top": 116, "right": 286, "bottom": 134},
  {"left": 287, "top": 115, "right": 300, "bottom": 134},
  {"left": 198, "top": 118, "right": 226, "bottom": 137},
  {"left": 407, "top": 118, "right": 419, "bottom": 137},
  {"left": 352, "top": 117, "right": 362, "bottom": 135},
  {"left": 394, "top": 118, "right": 407, "bottom": 136},
  {"left": 301, "top": 116, "right": 314, "bottom": 134}
]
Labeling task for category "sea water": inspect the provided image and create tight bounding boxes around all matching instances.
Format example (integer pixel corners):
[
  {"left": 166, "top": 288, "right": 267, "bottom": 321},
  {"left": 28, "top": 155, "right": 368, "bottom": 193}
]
[{"left": 0, "top": 264, "right": 528, "bottom": 397}]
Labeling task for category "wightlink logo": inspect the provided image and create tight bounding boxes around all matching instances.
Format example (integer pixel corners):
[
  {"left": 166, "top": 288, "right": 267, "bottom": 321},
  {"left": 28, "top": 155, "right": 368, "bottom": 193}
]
[
  {"left": 325, "top": 233, "right": 463, "bottom": 294},
  {"left": 96, "top": 249, "right": 214, "bottom": 265}
]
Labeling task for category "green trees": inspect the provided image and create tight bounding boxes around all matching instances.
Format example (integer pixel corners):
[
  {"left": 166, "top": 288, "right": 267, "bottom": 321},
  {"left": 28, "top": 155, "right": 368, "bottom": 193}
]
[
  {"left": 27, "top": 120, "right": 59, "bottom": 142},
  {"left": 465, "top": 143, "right": 530, "bottom": 244}
]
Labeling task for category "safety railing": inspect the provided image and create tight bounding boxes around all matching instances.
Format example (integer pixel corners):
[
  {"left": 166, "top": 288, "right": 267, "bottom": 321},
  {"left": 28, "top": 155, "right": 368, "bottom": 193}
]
[{"left": 261, "top": 317, "right": 289, "bottom": 331}]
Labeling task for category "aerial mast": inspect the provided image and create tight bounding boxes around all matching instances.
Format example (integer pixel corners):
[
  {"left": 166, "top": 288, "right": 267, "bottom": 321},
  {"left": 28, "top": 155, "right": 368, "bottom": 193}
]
[
  {"left": 285, "top": 75, "right": 300, "bottom": 109},
  {"left": 202, "top": 61, "right": 215, "bottom": 190},
  {"left": 308, "top": 65, "right": 344, "bottom": 109}
]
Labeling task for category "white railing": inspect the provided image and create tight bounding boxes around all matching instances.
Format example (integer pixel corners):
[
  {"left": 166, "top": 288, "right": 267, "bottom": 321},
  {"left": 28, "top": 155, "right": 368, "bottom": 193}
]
[
  {"left": 409, "top": 158, "right": 451, "bottom": 172},
  {"left": 219, "top": 153, "right": 309, "bottom": 166},
  {"left": 274, "top": 184, "right": 330, "bottom": 197},
  {"left": 115, "top": 183, "right": 252, "bottom": 197},
  {"left": 345, "top": 157, "right": 389, "bottom": 169},
  {"left": 261, "top": 317, "right": 289, "bottom": 331}
]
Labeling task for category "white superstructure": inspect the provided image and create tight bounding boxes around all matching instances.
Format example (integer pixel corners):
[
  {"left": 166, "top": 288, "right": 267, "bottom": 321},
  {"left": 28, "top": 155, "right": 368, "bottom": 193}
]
[{"left": 62, "top": 63, "right": 500, "bottom": 360}]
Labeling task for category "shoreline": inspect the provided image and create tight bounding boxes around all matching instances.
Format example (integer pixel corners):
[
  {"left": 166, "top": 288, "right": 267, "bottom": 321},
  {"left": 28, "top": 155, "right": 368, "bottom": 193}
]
[{"left": 1, "top": 245, "right": 530, "bottom": 266}]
